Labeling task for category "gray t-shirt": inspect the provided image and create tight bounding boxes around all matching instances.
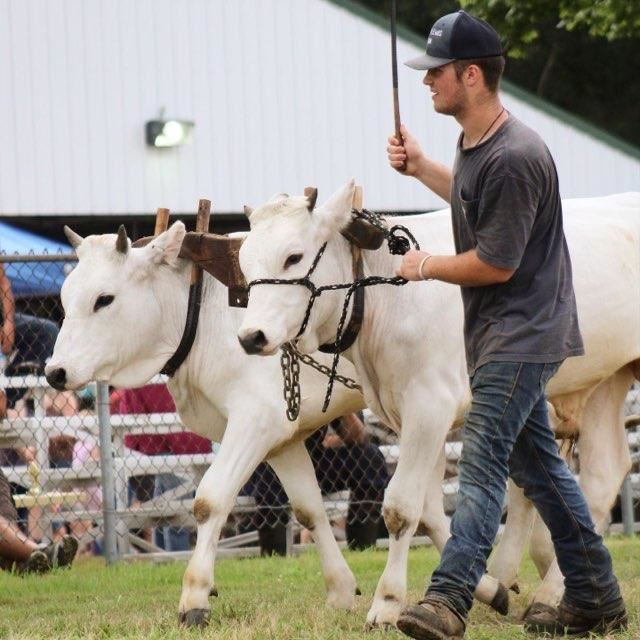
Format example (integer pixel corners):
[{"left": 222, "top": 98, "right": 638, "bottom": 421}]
[{"left": 450, "top": 115, "right": 584, "bottom": 375}]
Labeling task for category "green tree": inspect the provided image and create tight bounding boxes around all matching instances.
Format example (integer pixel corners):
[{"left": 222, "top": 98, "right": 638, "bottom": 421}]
[{"left": 460, "top": 0, "right": 640, "bottom": 55}]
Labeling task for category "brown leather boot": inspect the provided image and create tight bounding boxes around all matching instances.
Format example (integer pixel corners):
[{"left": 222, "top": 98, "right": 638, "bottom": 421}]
[
  {"left": 523, "top": 601, "right": 628, "bottom": 636},
  {"left": 397, "top": 597, "right": 466, "bottom": 640}
]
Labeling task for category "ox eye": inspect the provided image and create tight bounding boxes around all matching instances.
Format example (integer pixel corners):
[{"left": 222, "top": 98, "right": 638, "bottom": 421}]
[
  {"left": 94, "top": 294, "right": 115, "bottom": 312},
  {"left": 284, "top": 253, "right": 303, "bottom": 269}
]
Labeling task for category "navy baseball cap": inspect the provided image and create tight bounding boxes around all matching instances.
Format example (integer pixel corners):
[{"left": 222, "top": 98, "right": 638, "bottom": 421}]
[{"left": 405, "top": 10, "right": 503, "bottom": 70}]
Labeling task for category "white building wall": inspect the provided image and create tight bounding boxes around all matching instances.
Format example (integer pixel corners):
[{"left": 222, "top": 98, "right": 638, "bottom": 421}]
[{"left": 0, "top": 0, "right": 637, "bottom": 217}]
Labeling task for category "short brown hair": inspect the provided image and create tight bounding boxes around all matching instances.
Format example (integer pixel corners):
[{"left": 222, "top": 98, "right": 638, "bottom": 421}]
[{"left": 454, "top": 55, "right": 505, "bottom": 93}]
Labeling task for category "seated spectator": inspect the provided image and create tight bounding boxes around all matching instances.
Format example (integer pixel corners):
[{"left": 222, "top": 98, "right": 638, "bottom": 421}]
[
  {"left": 242, "top": 462, "right": 290, "bottom": 556},
  {"left": 308, "top": 413, "right": 389, "bottom": 550},
  {"left": 0, "top": 467, "right": 78, "bottom": 573},
  {"left": 110, "top": 384, "right": 211, "bottom": 552},
  {"left": 244, "top": 412, "right": 390, "bottom": 555},
  {"left": 1, "top": 263, "right": 60, "bottom": 410}
]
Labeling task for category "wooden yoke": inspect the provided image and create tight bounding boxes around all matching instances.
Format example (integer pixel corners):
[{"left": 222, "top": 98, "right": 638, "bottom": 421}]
[
  {"left": 133, "top": 202, "right": 247, "bottom": 306},
  {"left": 192, "top": 199, "right": 211, "bottom": 285},
  {"left": 154, "top": 207, "right": 170, "bottom": 235},
  {"left": 340, "top": 185, "right": 386, "bottom": 250}
]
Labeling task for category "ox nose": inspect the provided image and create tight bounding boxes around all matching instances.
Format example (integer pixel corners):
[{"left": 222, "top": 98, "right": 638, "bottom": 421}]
[
  {"left": 46, "top": 367, "right": 67, "bottom": 390},
  {"left": 238, "top": 330, "right": 268, "bottom": 355}
]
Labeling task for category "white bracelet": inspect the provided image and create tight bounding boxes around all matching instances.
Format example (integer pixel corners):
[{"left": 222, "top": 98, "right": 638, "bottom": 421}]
[{"left": 418, "top": 255, "right": 434, "bottom": 281}]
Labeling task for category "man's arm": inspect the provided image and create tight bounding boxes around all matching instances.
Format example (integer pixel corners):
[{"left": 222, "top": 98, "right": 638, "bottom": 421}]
[
  {"left": 0, "top": 264, "right": 15, "bottom": 354},
  {"left": 397, "top": 248, "right": 514, "bottom": 287},
  {"left": 387, "top": 125, "right": 452, "bottom": 203}
]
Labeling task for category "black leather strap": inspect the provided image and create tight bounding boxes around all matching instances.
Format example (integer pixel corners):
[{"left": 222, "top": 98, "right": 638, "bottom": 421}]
[
  {"left": 318, "top": 253, "right": 365, "bottom": 354},
  {"left": 160, "top": 275, "right": 203, "bottom": 377}
]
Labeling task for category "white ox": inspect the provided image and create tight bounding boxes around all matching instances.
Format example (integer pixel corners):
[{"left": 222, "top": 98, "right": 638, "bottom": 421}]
[
  {"left": 237, "top": 183, "right": 640, "bottom": 627},
  {"left": 44, "top": 225, "right": 506, "bottom": 627},
  {"left": 45, "top": 226, "right": 363, "bottom": 626}
]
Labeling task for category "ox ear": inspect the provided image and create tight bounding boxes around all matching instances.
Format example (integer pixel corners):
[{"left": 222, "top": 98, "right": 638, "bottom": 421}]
[
  {"left": 146, "top": 221, "right": 186, "bottom": 267},
  {"left": 315, "top": 179, "right": 356, "bottom": 241}
]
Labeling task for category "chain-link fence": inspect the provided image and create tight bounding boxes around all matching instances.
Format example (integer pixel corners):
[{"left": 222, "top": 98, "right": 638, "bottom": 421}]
[
  {"left": 1, "top": 252, "right": 638, "bottom": 570},
  {"left": 620, "top": 384, "right": 640, "bottom": 535}
]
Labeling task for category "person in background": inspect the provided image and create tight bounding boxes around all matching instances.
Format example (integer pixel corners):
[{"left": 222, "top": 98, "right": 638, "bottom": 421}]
[
  {"left": 245, "top": 412, "right": 389, "bottom": 555},
  {"left": 1, "top": 264, "right": 59, "bottom": 382},
  {"left": 110, "top": 384, "right": 211, "bottom": 551},
  {"left": 0, "top": 467, "right": 78, "bottom": 573}
]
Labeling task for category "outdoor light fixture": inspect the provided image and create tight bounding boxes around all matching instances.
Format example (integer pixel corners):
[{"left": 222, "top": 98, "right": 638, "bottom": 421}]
[{"left": 145, "top": 119, "right": 194, "bottom": 148}]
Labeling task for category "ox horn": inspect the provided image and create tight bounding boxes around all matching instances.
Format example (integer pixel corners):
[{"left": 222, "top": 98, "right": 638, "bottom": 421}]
[
  {"left": 115, "top": 225, "right": 129, "bottom": 255},
  {"left": 63, "top": 226, "right": 84, "bottom": 249},
  {"left": 243, "top": 205, "right": 254, "bottom": 219},
  {"left": 304, "top": 187, "right": 318, "bottom": 212}
]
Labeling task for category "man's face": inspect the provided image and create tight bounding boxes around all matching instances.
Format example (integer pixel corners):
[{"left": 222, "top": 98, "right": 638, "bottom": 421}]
[{"left": 423, "top": 63, "right": 467, "bottom": 116}]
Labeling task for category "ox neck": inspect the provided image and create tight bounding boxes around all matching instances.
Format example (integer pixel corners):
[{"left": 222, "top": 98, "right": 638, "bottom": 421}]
[
  {"left": 309, "top": 236, "right": 356, "bottom": 349},
  {"left": 317, "top": 245, "right": 365, "bottom": 355},
  {"left": 156, "top": 267, "right": 240, "bottom": 384}
]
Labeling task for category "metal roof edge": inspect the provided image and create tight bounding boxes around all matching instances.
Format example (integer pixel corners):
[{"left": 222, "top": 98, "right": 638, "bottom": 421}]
[{"left": 325, "top": 0, "right": 640, "bottom": 162}]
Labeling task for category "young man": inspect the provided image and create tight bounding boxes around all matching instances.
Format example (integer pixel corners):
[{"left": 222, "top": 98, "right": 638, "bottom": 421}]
[{"left": 387, "top": 10, "right": 627, "bottom": 640}]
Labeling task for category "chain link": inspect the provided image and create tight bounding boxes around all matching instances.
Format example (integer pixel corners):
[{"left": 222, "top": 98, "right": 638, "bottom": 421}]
[{"left": 280, "top": 344, "right": 302, "bottom": 421}]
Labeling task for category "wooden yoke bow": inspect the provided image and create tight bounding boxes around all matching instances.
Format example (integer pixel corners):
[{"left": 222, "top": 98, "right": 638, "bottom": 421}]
[{"left": 132, "top": 205, "right": 248, "bottom": 308}]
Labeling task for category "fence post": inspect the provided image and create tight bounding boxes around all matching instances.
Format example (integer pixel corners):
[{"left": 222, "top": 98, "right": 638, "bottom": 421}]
[
  {"left": 620, "top": 474, "right": 635, "bottom": 537},
  {"left": 96, "top": 381, "right": 119, "bottom": 563}
]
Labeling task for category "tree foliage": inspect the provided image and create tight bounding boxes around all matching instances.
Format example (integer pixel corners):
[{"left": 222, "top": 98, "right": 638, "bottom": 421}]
[{"left": 460, "top": 0, "right": 640, "bottom": 56}]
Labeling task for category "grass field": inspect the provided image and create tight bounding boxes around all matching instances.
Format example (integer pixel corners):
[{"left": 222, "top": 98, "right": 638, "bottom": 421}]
[{"left": 1, "top": 536, "right": 638, "bottom": 639}]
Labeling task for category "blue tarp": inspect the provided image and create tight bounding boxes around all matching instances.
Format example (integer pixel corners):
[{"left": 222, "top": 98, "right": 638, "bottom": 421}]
[{"left": 0, "top": 222, "right": 73, "bottom": 297}]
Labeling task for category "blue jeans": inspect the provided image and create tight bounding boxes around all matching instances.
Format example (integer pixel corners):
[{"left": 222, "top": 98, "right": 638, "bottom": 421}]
[{"left": 427, "top": 361, "right": 623, "bottom": 619}]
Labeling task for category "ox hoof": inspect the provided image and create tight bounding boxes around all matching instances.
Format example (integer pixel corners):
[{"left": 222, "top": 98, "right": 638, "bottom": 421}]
[
  {"left": 179, "top": 608, "right": 210, "bottom": 628},
  {"left": 209, "top": 586, "right": 219, "bottom": 598},
  {"left": 510, "top": 582, "right": 520, "bottom": 595},
  {"left": 355, "top": 586, "right": 362, "bottom": 596},
  {"left": 489, "top": 582, "right": 509, "bottom": 616},
  {"left": 363, "top": 619, "right": 395, "bottom": 632},
  {"left": 522, "top": 601, "right": 556, "bottom": 624}
]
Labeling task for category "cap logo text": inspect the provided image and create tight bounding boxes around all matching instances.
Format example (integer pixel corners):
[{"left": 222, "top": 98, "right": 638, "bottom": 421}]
[{"left": 430, "top": 28, "right": 443, "bottom": 37}]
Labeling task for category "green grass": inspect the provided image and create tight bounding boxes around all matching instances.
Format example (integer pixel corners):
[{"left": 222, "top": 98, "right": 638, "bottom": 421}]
[{"left": 1, "top": 537, "right": 638, "bottom": 639}]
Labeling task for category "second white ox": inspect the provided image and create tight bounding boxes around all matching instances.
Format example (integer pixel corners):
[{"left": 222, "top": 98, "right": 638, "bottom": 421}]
[
  {"left": 44, "top": 224, "right": 505, "bottom": 626},
  {"left": 237, "top": 183, "right": 640, "bottom": 627}
]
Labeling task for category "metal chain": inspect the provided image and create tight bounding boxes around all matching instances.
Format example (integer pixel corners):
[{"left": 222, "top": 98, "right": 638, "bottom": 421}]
[
  {"left": 280, "top": 342, "right": 362, "bottom": 422},
  {"left": 280, "top": 343, "right": 301, "bottom": 421}
]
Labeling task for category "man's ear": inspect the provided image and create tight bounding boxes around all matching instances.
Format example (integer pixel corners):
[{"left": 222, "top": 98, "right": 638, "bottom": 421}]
[
  {"left": 145, "top": 221, "right": 186, "bottom": 266},
  {"left": 314, "top": 179, "right": 356, "bottom": 241},
  {"left": 465, "top": 63, "right": 481, "bottom": 87}
]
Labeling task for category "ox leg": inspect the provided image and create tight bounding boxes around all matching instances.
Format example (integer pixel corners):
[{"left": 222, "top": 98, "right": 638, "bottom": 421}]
[
  {"left": 365, "top": 406, "right": 451, "bottom": 629},
  {"left": 267, "top": 441, "right": 358, "bottom": 610},
  {"left": 528, "top": 368, "right": 633, "bottom": 612},
  {"left": 420, "top": 448, "right": 509, "bottom": 614},
  {"left": 487, "top": 480, "right": 536, "bottom": 591},
  {"left": 178, "top": 415, "right": 286, "bottom": 627}
]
